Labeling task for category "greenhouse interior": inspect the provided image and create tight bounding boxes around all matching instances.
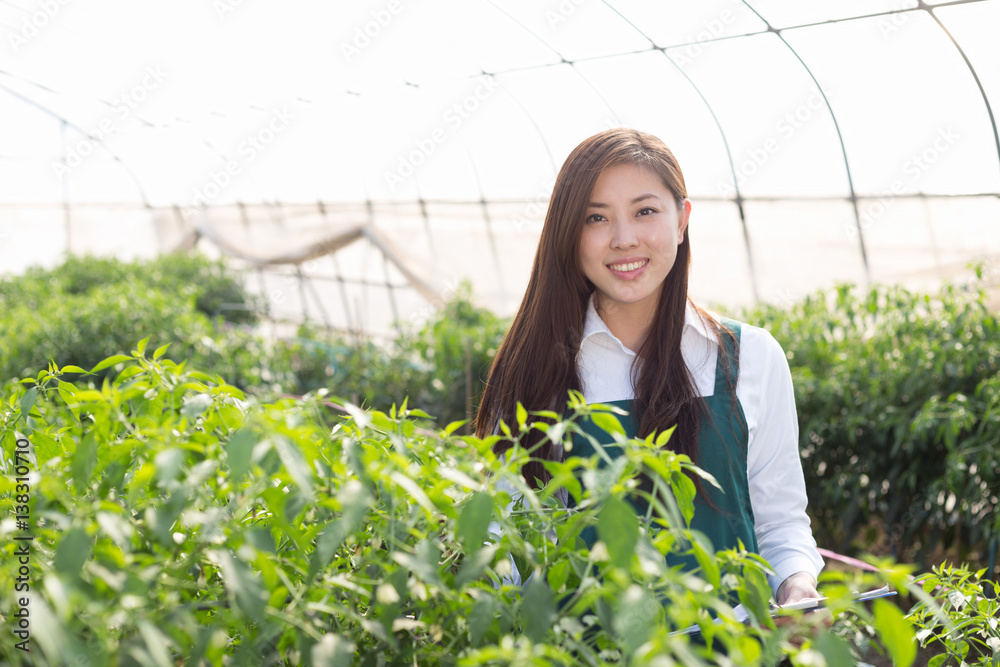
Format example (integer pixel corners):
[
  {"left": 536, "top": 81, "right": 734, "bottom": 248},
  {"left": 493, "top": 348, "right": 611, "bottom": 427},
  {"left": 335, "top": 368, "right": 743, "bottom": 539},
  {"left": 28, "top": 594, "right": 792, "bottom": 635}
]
[{"left": 1, "top": 0, "right": 998, "bottom": 665}]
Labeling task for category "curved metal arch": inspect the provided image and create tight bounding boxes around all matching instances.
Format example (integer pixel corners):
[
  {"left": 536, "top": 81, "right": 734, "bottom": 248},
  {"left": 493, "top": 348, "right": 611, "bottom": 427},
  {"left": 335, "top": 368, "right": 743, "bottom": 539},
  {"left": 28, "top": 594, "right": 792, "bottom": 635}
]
[
  {"left": 452, "top": 130, "right": 508, "bottom": 296},
  {"left": 334, "top": 1, "right": 993, "bottom": 106},
  {"left": 419, "top": 21, "right": 561, "bottom": 299},
  {"left": 382, "top": 14, "right": 621, "bottom": 307},
  {"left": 482, "top": 0, "right": 625, "bottom": 131},
  {"left": 0, "top": 80, "right": 151, "bottom": 207},
  {"left": 741, "top": 1, "right": 871, "bottom": 283},
  {"left": 599, "top": 0, "right": 762, "bottom": 303},
  {"left": 921, "top": 2, "right": 1000, "bottom": 184},
  {"left": 457, "top": 0, "right": 641, "bottom": 299},
  {"left": 201, "top": 138, "right": 274, "bottom": 213}
]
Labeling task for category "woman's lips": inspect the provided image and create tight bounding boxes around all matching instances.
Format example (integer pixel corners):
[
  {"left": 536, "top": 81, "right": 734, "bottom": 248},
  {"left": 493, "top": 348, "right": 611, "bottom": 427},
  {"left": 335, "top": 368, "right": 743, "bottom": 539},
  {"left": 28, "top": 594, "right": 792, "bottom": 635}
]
[{"left": 606, "top": 258, "right": 649, "bottom": 279}]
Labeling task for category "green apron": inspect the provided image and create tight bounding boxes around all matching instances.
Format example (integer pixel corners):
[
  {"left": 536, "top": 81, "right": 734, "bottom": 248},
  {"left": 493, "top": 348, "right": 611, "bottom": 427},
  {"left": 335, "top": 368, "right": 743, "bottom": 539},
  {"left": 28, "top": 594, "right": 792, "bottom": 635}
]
[{"left": 567, "top": 318, "right": 758, "bottom": 569}]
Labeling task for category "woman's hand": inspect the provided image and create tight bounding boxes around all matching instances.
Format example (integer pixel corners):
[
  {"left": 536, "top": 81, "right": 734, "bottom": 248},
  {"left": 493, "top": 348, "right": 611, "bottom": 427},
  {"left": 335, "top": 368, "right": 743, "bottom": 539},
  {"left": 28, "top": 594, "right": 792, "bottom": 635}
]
[
  {"left": 773, "top": 571, "right": 830, "bottom": 640},
  {"left": 775, "top": 571, "right": 820, "bottom": 605}
]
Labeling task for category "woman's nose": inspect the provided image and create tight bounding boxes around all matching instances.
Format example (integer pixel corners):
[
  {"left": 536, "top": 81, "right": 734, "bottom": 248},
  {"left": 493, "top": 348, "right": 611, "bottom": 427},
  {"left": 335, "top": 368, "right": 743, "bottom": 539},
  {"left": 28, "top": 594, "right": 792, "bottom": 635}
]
[{"left": 610, "top": 220, "right": 639, "bottom": 249}]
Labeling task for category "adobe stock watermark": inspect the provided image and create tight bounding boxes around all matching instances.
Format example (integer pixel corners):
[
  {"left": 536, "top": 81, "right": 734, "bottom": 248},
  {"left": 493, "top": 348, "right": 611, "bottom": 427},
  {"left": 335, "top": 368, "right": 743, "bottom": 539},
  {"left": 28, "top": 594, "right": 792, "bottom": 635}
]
[
  {"left": 511, "top": 178, "right": 556, "bottom": 233},
  {"left": 980, "top": 256, "right": 1000, "bottom": 283},
  {"left": 7, "top": 0, "right": 72, "bottom": 53},
  {"left": 180, "top": 107, "right": 295, "bottom": 222},
  {"left": 510, "top": 116, "right": 620, "bottom": 232},
  {"left": 717, "top": 87, "right": 830, "bottom": 197},
  {"left": 0, "top": 225, "right": 23, "bottom": 251},
  {"left": 544, "top": 0, "right": 590, "bottom": 29},
  {"left": 671, "top": 9, "right": 737, "bottom": 69},
  {"left": 409, "top": 278, "right": 461, "bottom": 329},
  {"left": 770, "top": 287, "right": 801, "bottom": 310},
  {"left": 248, "top": 252, "right": 347, "bottom": 320},
  {"left": 383, "top": 76, "right": 500, "bottom": 191},
  {"left": 844, "top": 126, "right": 959, "bottom": 242},
  {"left": 51, "top": 65, "right": 168, "bottom": 182},
  {"left": 876, "top": 1, "right": 914, "bottom": 40},
  {"left": 213, "top": 0, "right": 249, "bottom": 20},
  {"left": 341, "top": 0, "right": 406, "bottom": 63}
]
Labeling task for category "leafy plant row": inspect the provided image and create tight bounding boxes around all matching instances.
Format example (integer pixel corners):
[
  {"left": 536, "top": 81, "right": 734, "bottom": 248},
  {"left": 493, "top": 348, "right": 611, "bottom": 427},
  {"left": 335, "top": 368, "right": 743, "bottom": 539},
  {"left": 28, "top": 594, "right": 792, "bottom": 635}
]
[
  {"left": 1, "top": 347, "right": 996, "bottom": 665},
  {"left": 1, "top": 254, "right": 997, "bottom": 573},
  {"left": 745, "top": 280, "right": 1000, "bottom": 570}
]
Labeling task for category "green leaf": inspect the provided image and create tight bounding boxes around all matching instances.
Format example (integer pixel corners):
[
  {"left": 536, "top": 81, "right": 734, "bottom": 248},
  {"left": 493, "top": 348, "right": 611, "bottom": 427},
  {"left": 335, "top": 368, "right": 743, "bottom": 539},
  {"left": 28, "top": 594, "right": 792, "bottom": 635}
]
[
  {"left": 456, "top": 543, "right": 497, "bottom": 587},
  {"left": 342, "top": 402, "right": 371, "bottom": 430},
  {"left": 469, "top": 596, "right": 496, "bottom": 646},
  {"left": 90, "top": 354, "right": 133, "bottom": 373},
  {"left": 96, "top": 511, "right": 134, "bottom": 548},
  {"left": 673, "top": 472, "right": 696, "bottom": 526},
  {"left": 598, "top": 495, "right": 638, "bottom": 569},
  {"left": 521, "top": 573, "right": 555, "bottom": 643},
  {"left": 56, "top": 380, "right": 80, "bottom": 420},
  {"left": 590, "top": 412, "right": 625, "bottom": 438},
  {"left": 873, "top": 598, "right": 917, "bottom": 667},
  {"left": 548, "top": 560, "right": 570, "bottom": 592},
  {"left": 71, "top": 435, "right": 98, "bottom": 492},
  {"left": 138, "top": 620, "right": 174, "bottom": 667},
  {"left": 152, "top": 342, "right": 172, "bottom": 360},
  {"left": 738, "top": 563, "right": 774, "bottom": 629},
  {"left": 814, "top": 629, "right": 857, "bottom": 667},
  {"left": 18, "top": 387, "right": 38, "bottom": 422},
  {"left": 516, "top": 402, "right": 527, "bottom": 430},
  {"left": 457, "top": 492, "right": 493, "bottom": 554},
  {"left": 390, "top": 471, "right": 435, "bottom": 514},
  {"left": 927, "top": 655, "right": 947, "bottom": 667},
  {"left": 224, "top": 428, "right": 256, "bottom": 485},
  {"left": 29, "top": 596, "right": 90, "bottom": 664},
  {"left": 689, "top": 532, "right": 720, "bottom": 589},
  {"left": 392, "top": 540, "right": 442, "bottom": 585},
  {"left": 59, "top": 364, "right": 87, "bottom": 374},
  {"left": 442, "top": 420, "right": 468, "bottom": 437},
  {"left": 180, "top": 393, "right": 213, "bottom": 420},
  {"left": 654, "top": 425, "right": 676, "bottom": 447},
  {"left": 310, "top": 480, "right": 370, "bottom": 579},
  {"left": 214, "top": 549, "right": 267, "bottom": 623},
  {"left": 54, "top": 527, "right": 91, "bottom": 576},
  {"left": 613, "top": 586, "right": 659, "bottom": 655},
  {"left": 311, "top": 633, "right": 355, "bottom": 667},
  {"left": 134, "top": 335, "right": 150, "bottom": 357},
  {"left": 153, "top": 447, "right": 186, "bottom": 485},
  {"left": 273, "top": 435, "right": 315, "bottom": 502}
]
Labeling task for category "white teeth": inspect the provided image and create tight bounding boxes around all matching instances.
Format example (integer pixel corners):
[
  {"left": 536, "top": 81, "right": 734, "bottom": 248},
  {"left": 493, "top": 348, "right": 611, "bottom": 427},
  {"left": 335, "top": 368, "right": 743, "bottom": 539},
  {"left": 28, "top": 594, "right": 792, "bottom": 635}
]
[{"left": 609, "top": 260, "right": 647, "bottom": 272}]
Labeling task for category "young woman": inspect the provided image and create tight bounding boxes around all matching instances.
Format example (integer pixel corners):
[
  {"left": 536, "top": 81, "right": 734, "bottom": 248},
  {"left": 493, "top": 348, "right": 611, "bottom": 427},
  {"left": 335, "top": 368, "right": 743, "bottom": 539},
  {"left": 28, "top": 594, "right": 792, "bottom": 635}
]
[{"left": 476, "top": 127, "right": 823, "bottom": 606}]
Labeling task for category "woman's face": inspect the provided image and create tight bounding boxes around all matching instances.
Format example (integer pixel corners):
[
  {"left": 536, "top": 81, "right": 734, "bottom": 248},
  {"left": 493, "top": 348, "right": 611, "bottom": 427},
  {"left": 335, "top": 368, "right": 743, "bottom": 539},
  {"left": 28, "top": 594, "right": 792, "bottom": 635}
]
[{"left": 577, "top": 162, "right": 690, "bottom": 319}]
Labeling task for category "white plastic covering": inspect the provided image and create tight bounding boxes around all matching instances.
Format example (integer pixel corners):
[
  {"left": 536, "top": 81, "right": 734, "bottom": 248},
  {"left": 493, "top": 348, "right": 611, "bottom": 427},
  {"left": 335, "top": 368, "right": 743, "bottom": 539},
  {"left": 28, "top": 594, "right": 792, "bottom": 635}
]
[{"left": 1, "top": 0, "right": 998, "bottom": 334}]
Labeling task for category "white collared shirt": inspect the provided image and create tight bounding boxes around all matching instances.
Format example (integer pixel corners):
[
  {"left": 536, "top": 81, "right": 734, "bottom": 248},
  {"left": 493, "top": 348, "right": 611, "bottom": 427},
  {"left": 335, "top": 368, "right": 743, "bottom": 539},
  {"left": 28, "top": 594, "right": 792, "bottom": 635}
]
[{"left": 577, "top": 295, "right": 824, "bottom": 592}]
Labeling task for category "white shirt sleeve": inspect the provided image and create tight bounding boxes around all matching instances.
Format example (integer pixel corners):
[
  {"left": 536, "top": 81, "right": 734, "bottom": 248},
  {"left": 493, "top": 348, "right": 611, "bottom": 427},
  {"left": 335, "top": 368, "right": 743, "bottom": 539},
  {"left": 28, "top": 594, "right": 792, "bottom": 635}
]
[{"left": 738, "top": 325, "right": 825, "bottom": 594}]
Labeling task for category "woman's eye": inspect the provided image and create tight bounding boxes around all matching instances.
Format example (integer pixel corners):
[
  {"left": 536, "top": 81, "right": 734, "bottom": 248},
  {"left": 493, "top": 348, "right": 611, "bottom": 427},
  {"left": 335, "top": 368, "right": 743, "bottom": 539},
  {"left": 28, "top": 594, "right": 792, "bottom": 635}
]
[
  {"left": 586, "top": 213, "right": 605, "bottom": 223},
  {"left": 637, "top": 207, "right": 657, "bottom": 216}
]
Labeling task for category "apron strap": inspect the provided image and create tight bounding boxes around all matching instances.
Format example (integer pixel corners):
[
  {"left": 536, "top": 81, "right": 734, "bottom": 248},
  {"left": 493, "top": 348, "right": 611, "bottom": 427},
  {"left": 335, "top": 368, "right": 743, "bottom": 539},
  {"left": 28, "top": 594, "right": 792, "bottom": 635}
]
[{"left": 714, "top": 317, "right": 742, "bottom": 397}]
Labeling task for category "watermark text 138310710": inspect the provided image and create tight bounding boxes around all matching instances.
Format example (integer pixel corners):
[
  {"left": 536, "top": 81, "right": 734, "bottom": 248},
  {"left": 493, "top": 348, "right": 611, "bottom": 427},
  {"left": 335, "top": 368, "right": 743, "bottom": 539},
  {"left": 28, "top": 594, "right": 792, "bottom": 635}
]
[{"left": 11, "top": 435, "right": 34, "bottom": 654}]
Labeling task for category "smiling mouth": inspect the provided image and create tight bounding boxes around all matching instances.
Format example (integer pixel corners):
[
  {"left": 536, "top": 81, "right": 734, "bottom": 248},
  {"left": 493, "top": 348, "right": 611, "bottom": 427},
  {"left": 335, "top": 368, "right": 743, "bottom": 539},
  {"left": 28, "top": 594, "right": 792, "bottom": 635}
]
[{"left": 608, "top": 259, "right": 649, "bottom": 272}]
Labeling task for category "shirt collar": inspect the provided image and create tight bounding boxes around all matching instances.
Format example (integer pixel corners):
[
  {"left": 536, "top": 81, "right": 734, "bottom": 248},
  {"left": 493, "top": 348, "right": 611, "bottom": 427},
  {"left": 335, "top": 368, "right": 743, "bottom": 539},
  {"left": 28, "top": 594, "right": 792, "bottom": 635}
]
[{"left": 580, "top": 293, "right": 717, "bottom": 353}]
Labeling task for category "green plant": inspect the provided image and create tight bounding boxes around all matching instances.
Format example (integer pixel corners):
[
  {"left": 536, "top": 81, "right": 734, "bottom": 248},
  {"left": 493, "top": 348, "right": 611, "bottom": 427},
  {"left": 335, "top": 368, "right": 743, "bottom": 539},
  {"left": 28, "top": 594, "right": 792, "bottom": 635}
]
[
  {"left": 738, "top": 279, "right": 1000, "bottom": 571},
  {"left": 0, "top": 253, "right": 264, "bottom": 383},
  {"left": 907, "top": 563, "right": 1000, "bottom": 666},
  {"left": 1, "top": 343, "right": 909, "bottom": 666},
  {"left": 394, "top": 281, "right": 507, "bottom": 427}
]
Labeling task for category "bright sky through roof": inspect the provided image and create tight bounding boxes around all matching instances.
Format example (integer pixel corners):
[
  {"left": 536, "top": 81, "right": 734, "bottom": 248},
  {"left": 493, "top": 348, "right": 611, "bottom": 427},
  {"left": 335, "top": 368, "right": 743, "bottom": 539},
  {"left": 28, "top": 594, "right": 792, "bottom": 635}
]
[
  {"left": 0, "top": 0, "right": 997, "bottom": 206},
  {"left": 1, "top": 0, "right": 998, "bottom": 327}
]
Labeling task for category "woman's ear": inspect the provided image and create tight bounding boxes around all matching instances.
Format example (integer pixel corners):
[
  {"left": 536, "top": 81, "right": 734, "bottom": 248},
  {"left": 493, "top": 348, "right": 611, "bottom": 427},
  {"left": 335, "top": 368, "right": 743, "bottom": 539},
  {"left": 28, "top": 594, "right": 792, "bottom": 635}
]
[{"left": 677, "top": 198, "right": 692, "bottom": 243}]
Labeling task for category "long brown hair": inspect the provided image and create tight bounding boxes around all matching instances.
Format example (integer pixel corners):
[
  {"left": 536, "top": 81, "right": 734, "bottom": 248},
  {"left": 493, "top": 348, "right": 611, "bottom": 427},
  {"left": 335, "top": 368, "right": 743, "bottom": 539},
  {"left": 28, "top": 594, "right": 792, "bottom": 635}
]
[{"left": 475, "top": 127, "right": 732, "bottom": 488}]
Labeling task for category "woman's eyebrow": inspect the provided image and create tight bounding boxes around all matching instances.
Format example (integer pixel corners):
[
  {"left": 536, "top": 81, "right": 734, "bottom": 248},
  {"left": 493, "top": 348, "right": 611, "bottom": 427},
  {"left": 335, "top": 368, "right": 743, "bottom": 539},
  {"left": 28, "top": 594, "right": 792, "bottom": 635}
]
[{"left": 588, "top": 194, "right": 661, "bottom": 208}]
